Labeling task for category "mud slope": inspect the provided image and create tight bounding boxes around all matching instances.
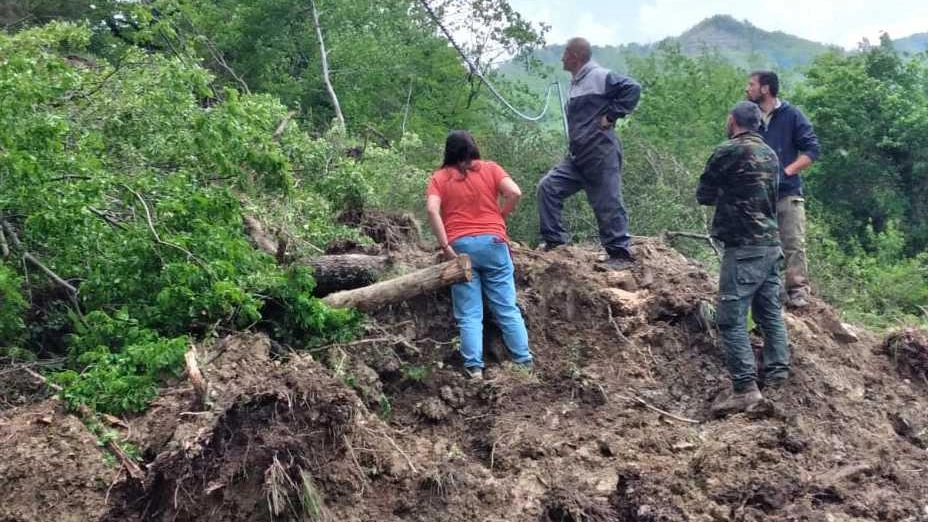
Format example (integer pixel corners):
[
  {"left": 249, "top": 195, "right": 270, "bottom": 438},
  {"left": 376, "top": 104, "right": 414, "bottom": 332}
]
[{"left": 2, "top": 237, "right": 926, "bottom": 522}]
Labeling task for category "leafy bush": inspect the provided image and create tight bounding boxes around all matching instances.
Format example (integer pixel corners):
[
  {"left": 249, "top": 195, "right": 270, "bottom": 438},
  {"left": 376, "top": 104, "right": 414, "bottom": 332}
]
[
  {"left": 0, "top": 263, "right": 28, "bottom": 346},
  {"left": 51, "top": 310, "right": 188, "bottom": 414},
  {"left": 0, "top": 23, "right": 363, "bottom": 414},
  {"left": 809, "top": 219, "right": 928, "bottom": 328}
]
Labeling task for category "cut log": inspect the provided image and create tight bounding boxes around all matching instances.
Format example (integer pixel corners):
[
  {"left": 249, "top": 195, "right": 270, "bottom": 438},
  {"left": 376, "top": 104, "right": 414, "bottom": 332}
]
[
  {"left": 242, "top": 213, "right": 391, "bottom": 294},
  {"left": 304, "top": 254, "right": 391, "bottom": 296},
  {"left": 322, "top": 255, "right": 472, "bottom": 311}
]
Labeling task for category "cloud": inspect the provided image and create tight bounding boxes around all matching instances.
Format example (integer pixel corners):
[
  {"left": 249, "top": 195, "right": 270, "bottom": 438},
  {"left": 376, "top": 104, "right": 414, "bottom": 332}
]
[
  {"left": 509, "top": 0, "right": 928, "bottom": 50},
  {"left": 572, "top": 13, "right": 621, "bottom": 46}
]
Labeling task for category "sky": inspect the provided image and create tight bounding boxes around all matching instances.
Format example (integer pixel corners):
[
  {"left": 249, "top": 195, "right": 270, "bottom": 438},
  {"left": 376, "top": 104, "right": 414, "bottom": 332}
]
[{"left": 507, "top": 0, "right": 928, "bottom": 50}]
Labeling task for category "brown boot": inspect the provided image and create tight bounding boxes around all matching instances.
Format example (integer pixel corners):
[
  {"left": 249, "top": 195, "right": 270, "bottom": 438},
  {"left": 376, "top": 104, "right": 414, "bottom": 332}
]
[{"left": 711, "top": 383, "right": 763, "bottom": 418}]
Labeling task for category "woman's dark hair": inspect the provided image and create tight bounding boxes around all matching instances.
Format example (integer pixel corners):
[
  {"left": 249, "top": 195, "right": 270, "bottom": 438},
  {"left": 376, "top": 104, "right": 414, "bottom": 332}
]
[{"left": 442, "top": 130, "right": 481, "bottom": 176}]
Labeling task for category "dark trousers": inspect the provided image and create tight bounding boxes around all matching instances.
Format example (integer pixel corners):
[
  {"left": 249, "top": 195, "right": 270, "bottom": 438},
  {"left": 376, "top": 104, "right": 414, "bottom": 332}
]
[
  {"left": 717, "top": 245, "right": 790, "bottom": 392},
  {"left": 537, "top": 146, "right": 630, "bottom": 256}
]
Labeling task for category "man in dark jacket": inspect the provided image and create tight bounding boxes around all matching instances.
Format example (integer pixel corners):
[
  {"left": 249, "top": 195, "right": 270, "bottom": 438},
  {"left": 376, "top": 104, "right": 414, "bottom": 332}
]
[
  {"left": 746, "top": 71, "right": 821, "bottom": 308},
  {"left": 537, "top": 37, "right": 641, "bottom": 270},
  {"left": 697, "top": 101, "right": 790, "bottom": 416}
]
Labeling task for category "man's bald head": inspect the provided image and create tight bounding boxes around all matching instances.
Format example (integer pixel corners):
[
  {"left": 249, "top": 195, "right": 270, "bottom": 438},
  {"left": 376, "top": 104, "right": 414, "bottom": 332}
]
[
  {"left": 566, "top": 37, "right": 592, "bottom": 62},
  {"left": 562, "top": 37, "right": 592, "bottom": 75}
]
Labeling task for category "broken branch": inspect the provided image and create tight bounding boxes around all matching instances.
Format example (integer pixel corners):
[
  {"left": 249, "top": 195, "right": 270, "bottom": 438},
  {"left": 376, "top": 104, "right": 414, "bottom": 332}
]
[
  {"left": 272, "top": 110, "right": 297, "bottom": 142},
  {"left": 1, "top": 220, "right": 78, "bottom": 294},
  {"left": 185, "top": 345, "right": 209, "bottom": 409},
  {"left": 665, "top": 230, "right": 721, "bottom": 258},
  {"left": 615, "top": 392, "right": 700, "bottom": 424},
  {"left": 121, "top": 185, "right": 210, "bottom": 273}
]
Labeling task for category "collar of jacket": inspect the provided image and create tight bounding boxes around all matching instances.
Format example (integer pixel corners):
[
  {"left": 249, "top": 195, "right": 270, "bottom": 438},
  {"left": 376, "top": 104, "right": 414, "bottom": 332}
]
[
  {"left": 731, "top": 130, "right": 763, "bottom": 140},
  {"left": 571, "top": 60, "right": 598, "bottom": 84}
]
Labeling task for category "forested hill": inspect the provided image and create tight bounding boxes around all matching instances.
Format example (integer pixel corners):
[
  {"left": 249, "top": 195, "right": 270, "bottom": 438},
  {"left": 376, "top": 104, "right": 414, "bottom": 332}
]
[
  {"left": 502, "top": 14, "right": 926, "bottom": 82},
  {"left": 895, "top": 32, "right": 928, "bottom": 54},
  {"left": 1, "top": 3, "right": 928, "bottom": 520}
]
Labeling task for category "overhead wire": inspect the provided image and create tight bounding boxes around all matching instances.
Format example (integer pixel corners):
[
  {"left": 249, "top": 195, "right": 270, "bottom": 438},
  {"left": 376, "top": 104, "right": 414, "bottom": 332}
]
[{"left": 416, "top": 0, "right": 570, "bottom": 147}]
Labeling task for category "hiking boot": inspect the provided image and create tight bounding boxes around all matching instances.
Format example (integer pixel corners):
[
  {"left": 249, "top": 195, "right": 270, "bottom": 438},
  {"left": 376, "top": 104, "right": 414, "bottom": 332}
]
[
  {"left": 463, "top": 367, "right": 483, "bottom": 381},
  {"left": 514, "top": 361, "right": 535, "bottom": 374},
  {"left": 710, "top": 383, "right": 763, "bottom": 418},
  {"left": 603, "top": 252, "right": 634, "bottom": 271}
]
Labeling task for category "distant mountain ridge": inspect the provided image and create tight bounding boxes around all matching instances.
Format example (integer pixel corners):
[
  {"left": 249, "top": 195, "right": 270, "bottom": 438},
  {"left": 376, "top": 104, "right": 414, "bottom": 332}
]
[
  {"left": 502, "top": 15, "right": 924, "bottom": 81},
  {"left": 669, "top": 15, "right": 836, "bottom": 69},
  {"left": 895, "top": 32, "right": 928, "bottom": 54}
]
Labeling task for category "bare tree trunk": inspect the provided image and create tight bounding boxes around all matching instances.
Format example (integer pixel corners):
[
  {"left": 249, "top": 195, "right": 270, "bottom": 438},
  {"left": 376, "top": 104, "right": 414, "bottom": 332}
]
[
  {"left": 309, "top": 0, "right": 345, "bottom": 129},
  {"left": 322, "top": 255, "right": 471, "bottom": 311},
  {"left": 304, "top": 254, "right": 391, "bottom": 296}
]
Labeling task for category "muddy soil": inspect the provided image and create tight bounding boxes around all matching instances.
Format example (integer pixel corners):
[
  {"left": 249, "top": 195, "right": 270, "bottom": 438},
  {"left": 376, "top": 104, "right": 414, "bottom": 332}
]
[
  {"left": 0, "top": 400, "right": 121, "bottom": 522},
  {"left": 2, "top": 236, "right": 927, "bottom": 522}
]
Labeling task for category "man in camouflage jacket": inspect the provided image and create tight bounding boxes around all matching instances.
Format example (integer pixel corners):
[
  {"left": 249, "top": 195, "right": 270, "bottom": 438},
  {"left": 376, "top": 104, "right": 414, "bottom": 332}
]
[{"left": 697, "top": 101, "right": 790, "bottom": 416}]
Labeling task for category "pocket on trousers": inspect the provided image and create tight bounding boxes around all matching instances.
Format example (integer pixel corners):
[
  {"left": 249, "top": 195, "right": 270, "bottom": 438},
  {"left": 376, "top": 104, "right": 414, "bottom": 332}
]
[
  {"left": 716, "top": 294, "right": 741, "bottom": 327},
  {"left": 733, "top": 253, "right": 766, "bottom": 296}
]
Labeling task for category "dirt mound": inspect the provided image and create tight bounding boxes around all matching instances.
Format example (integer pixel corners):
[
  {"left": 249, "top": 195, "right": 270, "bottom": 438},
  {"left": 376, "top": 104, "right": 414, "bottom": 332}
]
[
  {"left": 2, "top": 238, "right": 927, "bottom": 522},
  {"left": 122, "top": 334, "right": 394, "bottom": 522},
  {"left": 0, "top": 360, "right": 51, "bottom": 410},
  {"left": 881, "top": 327, "right": 928, "bottom": 385},
  {"left": 0, "top": 400, "right": 121, "bottom": 522}
]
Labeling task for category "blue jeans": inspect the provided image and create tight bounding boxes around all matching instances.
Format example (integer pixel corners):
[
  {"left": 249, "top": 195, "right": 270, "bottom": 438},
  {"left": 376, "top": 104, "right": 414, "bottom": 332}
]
[
  {"left": 717, "top": 245, "right": 790, "bottom": 392},
  {"left": 450, "top": 234, "right": 533, "bottom": 369}
]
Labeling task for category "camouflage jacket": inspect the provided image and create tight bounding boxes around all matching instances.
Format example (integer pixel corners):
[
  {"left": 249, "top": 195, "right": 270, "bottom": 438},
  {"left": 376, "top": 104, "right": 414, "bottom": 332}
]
[{"left": 696, "top": 131, "right": 781, "bottom": 247}]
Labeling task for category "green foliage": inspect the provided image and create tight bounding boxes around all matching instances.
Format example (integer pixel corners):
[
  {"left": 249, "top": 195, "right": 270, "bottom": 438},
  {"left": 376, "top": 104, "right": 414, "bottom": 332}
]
[
  {"left": 0, "top": 263, "right": 28, "bottom": 346},
  {"left": 50, "top": 310, "right": 188, "bottom": 414},
  {"left": 401, "top": 364, "right": 430, "bottom": 383},
  {"left": 809, "top": 219, "right": 928, "bottom": 328},
  {"left": 796, "top": 36, "right": 928, "bottom": 254},
  {"left": 268, "top": 266, "right": 361, "bottom": 346},
  {"left": 377, "top": 393, "right": 393, "bottom": 420},
  {"left": 1, "top": 23, "right": 363, "bottom": 414},
  {"left": 138, "top": 0, "right": 546, "bottom": 144}
]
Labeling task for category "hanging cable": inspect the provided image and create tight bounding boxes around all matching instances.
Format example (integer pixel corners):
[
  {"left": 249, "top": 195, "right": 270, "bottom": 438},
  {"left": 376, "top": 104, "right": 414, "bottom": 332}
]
[{"left": 417, "top": 0, "right": 569, "bottom": 146}]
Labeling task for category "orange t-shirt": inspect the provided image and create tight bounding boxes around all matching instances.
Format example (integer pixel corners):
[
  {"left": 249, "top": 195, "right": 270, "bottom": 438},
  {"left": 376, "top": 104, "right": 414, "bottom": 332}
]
[{"left": 425, "top": 159, "right": 510, "bottom": 244}]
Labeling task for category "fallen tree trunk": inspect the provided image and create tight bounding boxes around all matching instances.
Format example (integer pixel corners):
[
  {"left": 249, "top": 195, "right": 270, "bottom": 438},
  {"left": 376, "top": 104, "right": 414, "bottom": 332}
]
[
  {"left": 242, "top": 214, "right": 391, "bottom": 294},
  {"left": 322, "top": 255, "right": 471, "bottom": 311},
  {"left": 304, "top": 254, "right": 391, "bottom": 296}
]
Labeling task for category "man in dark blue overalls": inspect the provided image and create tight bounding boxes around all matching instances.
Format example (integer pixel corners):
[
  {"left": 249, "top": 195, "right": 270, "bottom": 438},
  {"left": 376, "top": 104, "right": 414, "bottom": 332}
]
[{"left": 537, "top": 37, "right": 642, "bottom": 270}]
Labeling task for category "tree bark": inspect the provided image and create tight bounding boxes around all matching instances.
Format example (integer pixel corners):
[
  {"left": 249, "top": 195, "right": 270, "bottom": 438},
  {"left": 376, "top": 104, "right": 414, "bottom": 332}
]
[
  {"left": 304, "top": 254, "right": 391, "bottom": 296},
  {"left": 242, "top": 215, "right": 278, "bottom": 257},
  {"left": 242, "top": 213, "right": 392, "bottom": 294},
  {"left": 309, "top": 0, "right": 345, "bottom": 129},
  {"left": 322, "top": 255, "right": 471, "bottom": 311}
]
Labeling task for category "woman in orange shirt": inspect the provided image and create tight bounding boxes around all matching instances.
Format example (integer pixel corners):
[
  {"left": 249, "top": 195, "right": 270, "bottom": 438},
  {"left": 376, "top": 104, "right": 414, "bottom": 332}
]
[{"left": 425, "top": 131, "right": 533, "bottom": 380}]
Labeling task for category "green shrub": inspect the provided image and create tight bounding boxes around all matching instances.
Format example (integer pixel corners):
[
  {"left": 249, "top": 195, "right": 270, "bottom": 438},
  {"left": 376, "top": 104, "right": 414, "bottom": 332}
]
[{"left": 0, "top": 263, "right": 28, "bottom": 346}]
